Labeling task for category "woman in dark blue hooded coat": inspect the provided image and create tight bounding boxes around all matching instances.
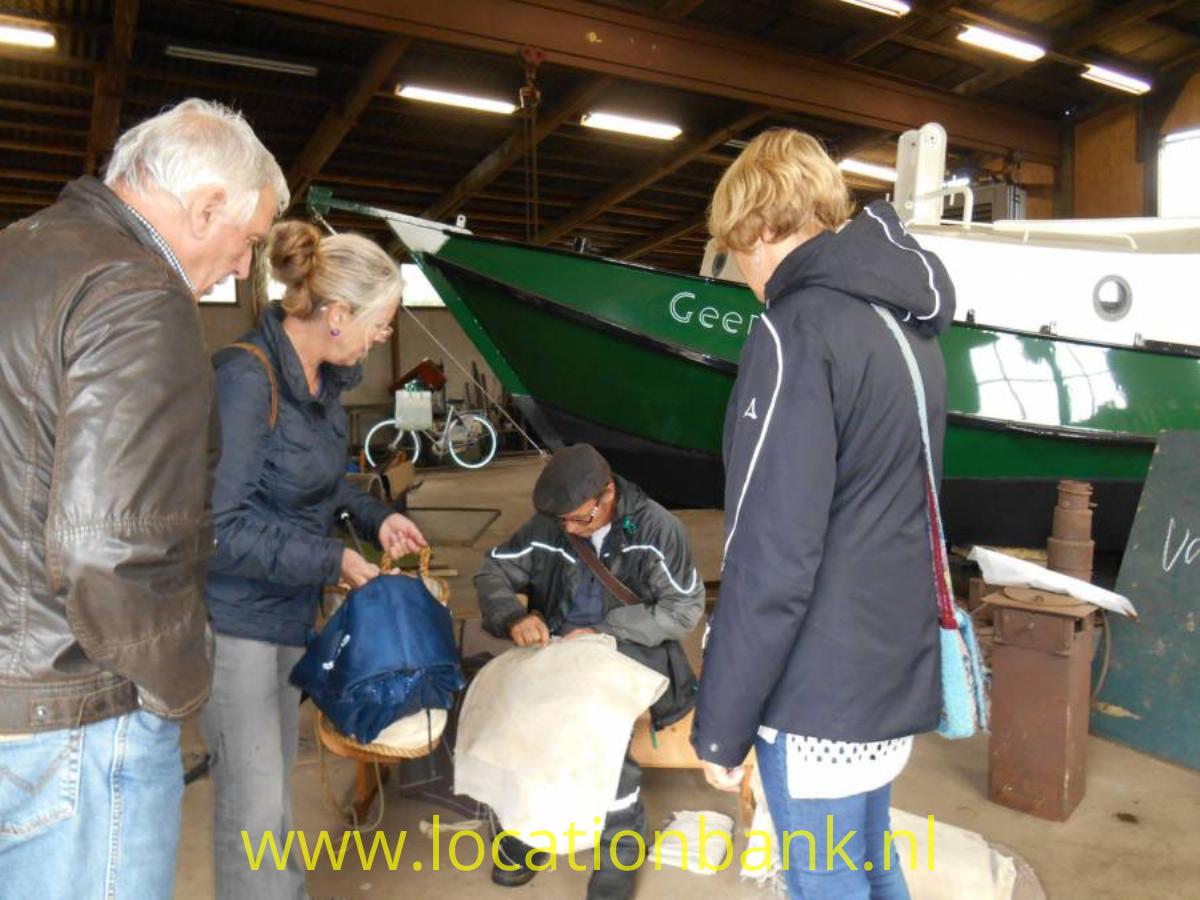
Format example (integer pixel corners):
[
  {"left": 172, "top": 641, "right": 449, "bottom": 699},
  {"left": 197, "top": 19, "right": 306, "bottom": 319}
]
[{"left": 694, "top": 130, "right": 956, "bottom": 900}]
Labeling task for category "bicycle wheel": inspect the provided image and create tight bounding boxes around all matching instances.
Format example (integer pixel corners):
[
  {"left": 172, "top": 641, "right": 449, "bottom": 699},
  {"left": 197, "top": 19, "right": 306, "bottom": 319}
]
[
  {"left": 364, "top": 419, "right": 422, "bottom": 468},
  {"left": 445, "top": 413, "right": 498, "bottom": 469}
]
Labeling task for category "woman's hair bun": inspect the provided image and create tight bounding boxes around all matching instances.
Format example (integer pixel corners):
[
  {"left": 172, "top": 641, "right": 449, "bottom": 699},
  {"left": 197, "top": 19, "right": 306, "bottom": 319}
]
[{"left": 267, "top": 220, "right": 323, "bottom": 317}]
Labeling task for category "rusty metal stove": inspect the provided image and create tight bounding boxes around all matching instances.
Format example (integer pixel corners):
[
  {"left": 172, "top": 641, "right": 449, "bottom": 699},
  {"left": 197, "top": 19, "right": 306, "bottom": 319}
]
[{"left": 986, "top": 480, "right": 1099, "bottom": 822}]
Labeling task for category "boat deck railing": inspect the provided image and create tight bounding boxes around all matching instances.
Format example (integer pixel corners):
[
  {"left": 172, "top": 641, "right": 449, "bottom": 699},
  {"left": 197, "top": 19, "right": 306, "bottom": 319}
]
[{"left": 912, "top": 216, "right": 1200, "bottom": 253}]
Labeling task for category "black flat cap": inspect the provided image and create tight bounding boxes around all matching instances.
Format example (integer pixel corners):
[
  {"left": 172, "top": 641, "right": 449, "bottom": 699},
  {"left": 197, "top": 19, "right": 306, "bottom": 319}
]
[{"left": 533, "top": 444, "right": 612, "bottom": 516}]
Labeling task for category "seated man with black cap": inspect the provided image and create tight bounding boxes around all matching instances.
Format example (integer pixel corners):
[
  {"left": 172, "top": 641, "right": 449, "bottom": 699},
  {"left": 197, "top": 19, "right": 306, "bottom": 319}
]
[{"left": 475, "top": 443, "right": 705, "bottom": 898}]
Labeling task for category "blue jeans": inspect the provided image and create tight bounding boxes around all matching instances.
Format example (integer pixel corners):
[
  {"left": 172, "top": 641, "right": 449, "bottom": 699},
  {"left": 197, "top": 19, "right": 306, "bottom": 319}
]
[
  {"left": 0, "top": 709, "right": 183, "bottom": 900},
  {"left": 756, "top": 734, "right": 911, "bottom": 900}
]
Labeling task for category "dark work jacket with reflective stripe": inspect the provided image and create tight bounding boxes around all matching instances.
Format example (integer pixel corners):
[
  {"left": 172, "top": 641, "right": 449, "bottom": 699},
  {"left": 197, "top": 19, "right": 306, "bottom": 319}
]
[
  {"left": 693, "top": 201, "right": 956, "bottom": 768},
  {"left": 474, "top": 476, "right": 704, "bottom": 646},
  {"left": 205, "top": 305, "right": 394, "bottom": 647}
]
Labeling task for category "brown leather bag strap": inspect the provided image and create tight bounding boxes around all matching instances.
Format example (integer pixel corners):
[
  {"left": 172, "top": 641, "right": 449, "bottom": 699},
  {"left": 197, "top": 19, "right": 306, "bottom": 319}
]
[
  {"left": 228, "top": 342, "right": 278, "bottom": 431},
  {"left": 565, "top": 532, "right": 641, "bottom": 607}
]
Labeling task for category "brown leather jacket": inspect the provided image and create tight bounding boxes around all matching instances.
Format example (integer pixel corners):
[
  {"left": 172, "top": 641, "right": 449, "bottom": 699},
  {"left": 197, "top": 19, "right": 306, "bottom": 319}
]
[{"left": 0, "top": 177, "right": 216, "bottom": 732}]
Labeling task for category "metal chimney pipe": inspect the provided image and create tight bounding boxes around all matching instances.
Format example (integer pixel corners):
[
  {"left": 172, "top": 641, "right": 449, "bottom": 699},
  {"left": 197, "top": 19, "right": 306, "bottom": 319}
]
[{"left": 1046, "top": 480, "right": 1095, "bottom": 582}]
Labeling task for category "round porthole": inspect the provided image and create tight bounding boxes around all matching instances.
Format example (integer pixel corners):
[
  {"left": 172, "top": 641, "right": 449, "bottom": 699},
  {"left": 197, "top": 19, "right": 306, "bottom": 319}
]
[
  {"left": 1093, "top": 275, "right": 1132, "bottom": 322},
  {"left": 712, "top": 250, "right": 728, "bottom": 278}
]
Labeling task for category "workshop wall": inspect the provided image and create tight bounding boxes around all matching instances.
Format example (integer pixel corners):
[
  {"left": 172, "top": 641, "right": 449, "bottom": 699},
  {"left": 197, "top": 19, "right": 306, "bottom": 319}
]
[{"left": 1074, "top": 73, "right": 1200, "bottom": 218}]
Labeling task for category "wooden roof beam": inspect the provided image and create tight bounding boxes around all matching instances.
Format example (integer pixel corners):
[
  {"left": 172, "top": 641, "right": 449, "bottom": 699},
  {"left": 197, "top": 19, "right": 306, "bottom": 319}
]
[
  {"left": 832, "top": 127, "right": 896, "bottom": 159},
  {"left": 229, "top": 0, "right": 1060, "bottom": 162},
  {"left": 656, "top": 0, "right": 706, "bottom": 18},
  {"left": 0, "top": 122, "right": 88, "bottom": 139},
  {"left": 533, "top": 107, "right": 770, "bottom": 245},
  {"left": 85, "top": 0, "right": 139, "bottom": 175},
  {"left": 616, "top": 210, "right": 706, "bottom": 260},
  {"left": 948, "top": 3, "right": 1181, "bottom": 97},
  {"left": 0, "top": 192, "right": 61, "bottom": 207},
  {"left": 0, "top": 74, "right": 93, "bottom": 96},
  {"left": 0, "top": 99, "right": 91, "bottom": 119},
  {"left": 835, "top": 0, "right": 959, "bottom": 62},
  {"left": 0, "top": 140, "right": 86, "bottom": 158},
  {"left": 285, "top": 36, "right": 409, "bottom": 209},
  {"left": 0, "top": 169, "right": 78, "bottom": 184},
  {"left": 421, "top": 76, "right": 613, "bottom": 221},
  {"left": 1060, "top": 0, "right": 1189, "bottom": 54},
  {"left": 125, "top": 66, "right": 329, "bottom": 103},
  {"left": 422, "top": 0, "right": 706, "bottom": 223}
]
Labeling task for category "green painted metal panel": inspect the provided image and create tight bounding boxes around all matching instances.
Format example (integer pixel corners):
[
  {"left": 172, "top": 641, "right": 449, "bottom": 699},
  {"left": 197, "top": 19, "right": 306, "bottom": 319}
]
[
  {"left": 409, "top": 255, "right": 530, "bottom": 396},
  {"left": 1093, "top": 431, "right": 1200, "bottom": 770},
  {"left": 422, "top": 232, "right": 1200, "bottom": 481},
  {"left": 427, "top": 259, "right": 732, "bottom": 453}
]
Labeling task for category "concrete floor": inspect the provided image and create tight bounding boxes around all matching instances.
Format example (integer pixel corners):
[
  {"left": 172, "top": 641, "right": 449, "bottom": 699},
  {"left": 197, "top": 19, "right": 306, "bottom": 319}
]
[{"left": 176, "top": 457, "right": 1200, "bottom": 899}]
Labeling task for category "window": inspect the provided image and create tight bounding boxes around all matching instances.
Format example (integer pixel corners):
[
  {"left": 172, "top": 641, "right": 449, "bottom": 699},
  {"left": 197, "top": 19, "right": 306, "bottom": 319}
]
[
  {"left": 400, "top": 263, "right": 444, "bottom": 308},
  {"left": 255, "top": 265, "right": 442, "bottom": 307},
  {"left": 199, "top": 275, "right": 238, "bottom": 305},
  {"left": 1158, "top": 127, "right": 1200, "bottom": 218}
]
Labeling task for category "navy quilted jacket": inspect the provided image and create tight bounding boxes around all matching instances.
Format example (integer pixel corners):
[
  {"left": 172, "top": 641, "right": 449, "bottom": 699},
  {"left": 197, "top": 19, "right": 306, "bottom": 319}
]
[{"left": 204, "top": 305, "right": 394, "bottom": 647}]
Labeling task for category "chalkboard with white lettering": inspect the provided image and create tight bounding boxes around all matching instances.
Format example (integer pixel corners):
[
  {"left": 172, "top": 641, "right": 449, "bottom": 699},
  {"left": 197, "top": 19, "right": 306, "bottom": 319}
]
[{"left": 1091, "top": 431, "right": 1200, "bottom": 770}]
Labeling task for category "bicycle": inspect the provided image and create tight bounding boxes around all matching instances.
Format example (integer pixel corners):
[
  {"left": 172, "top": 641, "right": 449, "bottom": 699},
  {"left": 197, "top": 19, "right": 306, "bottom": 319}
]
[{"left": 364, "top": 403, "right": 499, "bottom": 471}]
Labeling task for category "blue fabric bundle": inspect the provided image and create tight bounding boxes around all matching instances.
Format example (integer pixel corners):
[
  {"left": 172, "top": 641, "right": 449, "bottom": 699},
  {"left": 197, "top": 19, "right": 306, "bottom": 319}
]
[{"left": 290, "top": 574, "right": 464, "bottom": 745}]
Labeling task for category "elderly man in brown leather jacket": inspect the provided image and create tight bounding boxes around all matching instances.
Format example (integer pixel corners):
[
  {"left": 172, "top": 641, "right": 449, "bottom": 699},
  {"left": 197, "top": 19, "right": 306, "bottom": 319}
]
[{"left": 0, "top": 99, "right": 285, "bottom": 898}]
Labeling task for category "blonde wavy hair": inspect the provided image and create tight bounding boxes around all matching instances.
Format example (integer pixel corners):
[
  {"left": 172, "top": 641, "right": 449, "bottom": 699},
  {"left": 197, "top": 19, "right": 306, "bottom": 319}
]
[
  {"left": 708, "top": 129, "right": 853, "bottom": 252},
  {"left": 267, "top": 221, "right": 403, "bottom": 320}
]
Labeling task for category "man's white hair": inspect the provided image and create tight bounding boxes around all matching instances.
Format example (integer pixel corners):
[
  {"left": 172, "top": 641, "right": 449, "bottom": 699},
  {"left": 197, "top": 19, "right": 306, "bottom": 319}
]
[{"left": 104, "top": 98, "right": 289, "bottom": 222}]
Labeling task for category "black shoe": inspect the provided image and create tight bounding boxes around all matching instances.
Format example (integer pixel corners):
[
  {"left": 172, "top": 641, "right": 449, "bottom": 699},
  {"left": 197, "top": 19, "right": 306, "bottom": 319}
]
[
  {"left": 491, "top": 834, "right": 545, "bottom": 888},
  {"left": 586, "top": 864, "right": 637, "bottom": 900},
  {"left": 586, "top": 822, "right": 643, "bottom": 900}
]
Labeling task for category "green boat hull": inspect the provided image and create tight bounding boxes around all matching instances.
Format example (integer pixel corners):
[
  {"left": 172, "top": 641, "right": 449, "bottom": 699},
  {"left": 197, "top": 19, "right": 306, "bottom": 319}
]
[{"left": 375, "top": 208, "right": 1200, "bottom": 550}]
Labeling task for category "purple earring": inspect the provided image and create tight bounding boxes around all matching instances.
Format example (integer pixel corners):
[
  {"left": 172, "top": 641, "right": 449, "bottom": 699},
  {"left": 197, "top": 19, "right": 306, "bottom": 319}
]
[{"left": 330, "top": 328, "right": 341, "bottom": 337}]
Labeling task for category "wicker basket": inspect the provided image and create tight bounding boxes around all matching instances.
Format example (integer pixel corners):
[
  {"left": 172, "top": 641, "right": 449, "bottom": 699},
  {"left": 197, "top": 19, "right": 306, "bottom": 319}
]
[
  {"left": 315, "top": 708, "right": 446, "bottom": 761},
  {"left": 385, "top": 546, "right": 450, "bottom": 606},
  {"left": 313, "top": 547, "right": 452, "bottom": 762}
]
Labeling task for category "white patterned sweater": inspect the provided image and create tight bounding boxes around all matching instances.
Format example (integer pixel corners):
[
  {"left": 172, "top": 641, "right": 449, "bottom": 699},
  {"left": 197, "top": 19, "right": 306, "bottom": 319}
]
[{"left": 757, "top": 726, "right": 914, "bottom": 799}]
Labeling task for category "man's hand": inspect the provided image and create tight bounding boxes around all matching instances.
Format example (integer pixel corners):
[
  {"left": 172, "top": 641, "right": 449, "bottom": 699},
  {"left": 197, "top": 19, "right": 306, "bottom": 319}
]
[
  {"left": 378, "top": 513, "right": 428, "bottom": 560},
  {"left": 702, "top": 761, "right": 745, "bottom": 792},
  {"left": 563, "top": 627, "right": 597, "bottom": 640},
  {"left": 508, "top": 613, "right": 550, "bottom": 647}
]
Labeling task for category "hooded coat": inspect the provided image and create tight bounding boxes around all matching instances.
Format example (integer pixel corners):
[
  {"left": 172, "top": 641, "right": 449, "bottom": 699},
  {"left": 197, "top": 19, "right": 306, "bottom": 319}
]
[{"left": 692, "top": 201, "right": 957, "bottom": 768}]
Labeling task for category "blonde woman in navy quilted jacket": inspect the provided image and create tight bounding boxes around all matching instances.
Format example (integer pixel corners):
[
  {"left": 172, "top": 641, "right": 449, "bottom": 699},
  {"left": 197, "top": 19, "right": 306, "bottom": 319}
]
[{"left": 202, "top": 221, "right": 426, "bottom": 900}]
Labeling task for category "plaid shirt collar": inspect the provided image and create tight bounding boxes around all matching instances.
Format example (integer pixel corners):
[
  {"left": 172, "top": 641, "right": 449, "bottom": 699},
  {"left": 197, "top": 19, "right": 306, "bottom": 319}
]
[{"left": 122, "top": 203, "right": 194, "bottom": 294}]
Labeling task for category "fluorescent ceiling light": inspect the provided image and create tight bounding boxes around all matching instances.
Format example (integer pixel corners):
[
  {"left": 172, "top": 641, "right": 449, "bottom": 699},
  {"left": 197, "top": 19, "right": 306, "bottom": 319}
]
[
  {"left": 957, "top": 25, "right": 1045, "bottom": 62},
  {"left": 837, "top": 0, "right": 910, "bottom": 16},
  {"left": 581, "top": 111, "right": 681, "bottom": 141},
  {"left": 839, "top": 158, "right": 897, "bottom": 182},
  {"left": 395, "top": 85, "right": 515, "bottom": 115},
  {"left": 1081, "top": 64, "right": 1151, "bottom": 95},
  {"left": 944, "top": 175, "right": 970, "bottom": 188},
  {"left": 165, "top": 45, "right": 317, "bottom": 77},
  {"left": 0, "top": 23, "right": 56, "bottom": 49},
  {"left": 1164, "top": 127, "right": 1200, "bottom": 145}
]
